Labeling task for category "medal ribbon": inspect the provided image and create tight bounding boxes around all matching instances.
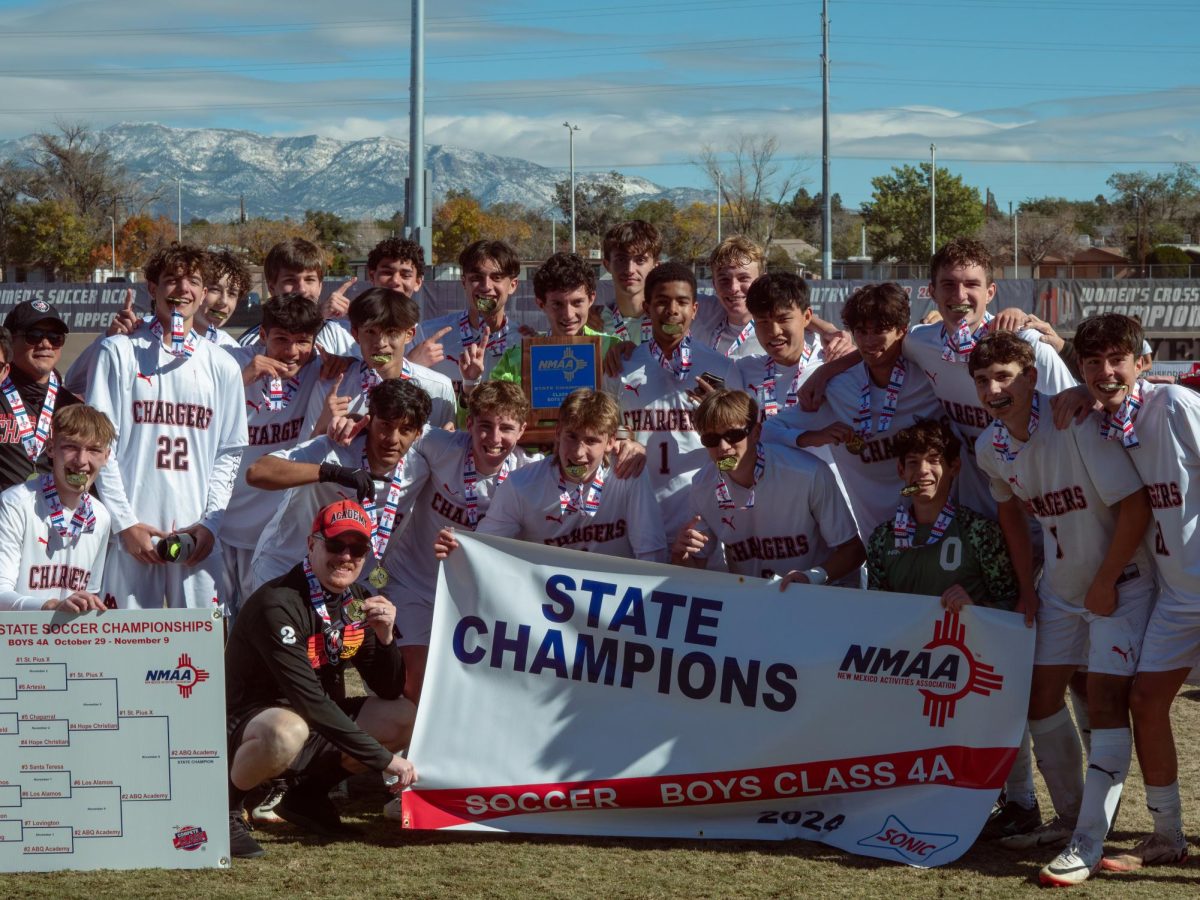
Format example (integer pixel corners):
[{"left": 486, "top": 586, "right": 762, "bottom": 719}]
[
  {"left": 893, "top": 499, "right": 957, "bottom": 550},
  {"left": 462, "top": 448, "right": 514, "bottom": 527},
  {"left": 852, "top": 358, "right": 907, "bottom": 439},
  {"left": 992, "top": 392, "right": 1040, "bottom": 461},
  {"left": 1101, "top": 382, "right": 1142, "bottom": 450},
  {"left": 558, "top": 465, "right": 606, "bottom": 517},
  {"left": 1, "top": 371, "right": 57, "bottom": 461},
  {"left": 760, "top": 344, "right": 814, "bottom": 417},
  {"left": 715, "top": 442, "right": 766, "bottom": 511},
  {"left": 205, "top": 324, "right": 219, "bottom": 344},
  {"left": 302, "top": 556, "right": 355, "bottom": 668},
  {"left": 41, "top": 473, "right": 95, "bottom": 542},
  {"left": 649, "top": 335, "right": 693, "bottom": 382},
  {"left": 712, "top": 318, "right": 755, "bottom": 357},
  {"left": 458, "top": 311, "right": 509, "bottom": 358},
  {"left": 263, "top": 371, "right": 300, "bottom": 412},
  {"left": 360, "top": 451, "right": 406, "bottom": 559},
  {"left": 149, "top": 317, "right": 200, "bottom": 360},
  {"left": 940, "top": 312, "right": 994, "bottom": 363}
]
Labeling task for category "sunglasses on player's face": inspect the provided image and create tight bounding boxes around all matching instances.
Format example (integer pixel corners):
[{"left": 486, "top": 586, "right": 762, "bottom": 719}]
[
  {"left": 699, "top": 427, "right": 752, "bottom": 448},
  {"left": 21, "top": 329, "right": 67, "bottom": 348},
  {"left": 315, "top": 534, "right": 371, "bottom": 558}
]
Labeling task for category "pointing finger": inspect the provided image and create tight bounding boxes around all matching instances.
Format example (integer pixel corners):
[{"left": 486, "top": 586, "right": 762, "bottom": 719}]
[
  {"left": 124, "top": 288, "right": 135, "bottom": 310},
  {"left": 433, "top": 326, "right": 452, "bottom": 341}
]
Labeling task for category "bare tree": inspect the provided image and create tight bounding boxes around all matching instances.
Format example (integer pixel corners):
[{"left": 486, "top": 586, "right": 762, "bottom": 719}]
[
  {"left": 696, "top": 134, "right": 806, "bottom": 251},
  {"left": 1015, "top": 211, "right": 1080, "bottom": 277}
]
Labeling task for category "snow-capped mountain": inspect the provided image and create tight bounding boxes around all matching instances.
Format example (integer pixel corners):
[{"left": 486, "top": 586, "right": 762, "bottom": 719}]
[{"left": 0, "top": 122, "right": 710, "bottom": 221}]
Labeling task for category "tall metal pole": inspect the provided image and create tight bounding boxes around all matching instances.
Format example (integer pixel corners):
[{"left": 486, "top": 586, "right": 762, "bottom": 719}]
[
  {"left": 106, "top": 215, "right": 116, "bottom": 275},
  {"left": 929, "top": 144, "right": 936, "bottom": 258},
  {"left": 176, "top": 178, "right": 182, "bottom": 242},
  {"left": 551, "top": 216, "right": 556, "bottom": 254},
  {"left": 564, "top": 122, "right": 579, "bottom": 253},
  {"left": 1010, "top": 201, "right": 1018, "bottom": 276},
  {"left": 716, "top": 170, "right": 722, "bottom": 243},
  {"left": 821, "top": 0, "right": 832, "bottom": 279},
  {"left": 408, "top": 0, "right": 430, "bottom": 260}
]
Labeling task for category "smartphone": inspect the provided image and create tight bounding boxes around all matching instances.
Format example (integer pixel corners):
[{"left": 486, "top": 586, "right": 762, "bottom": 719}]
[{"left": 698, "top": 371, "right": 726, "bottom": 391}]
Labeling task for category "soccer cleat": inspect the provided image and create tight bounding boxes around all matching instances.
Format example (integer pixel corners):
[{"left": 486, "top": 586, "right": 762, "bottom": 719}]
[
  {"left": 276, "top": 783, "right": 360, "bottom": 839},
  {"left": 229, "top": 809, "right": 266, "bottom": 859},
  {"left": 1040, "top": 836, "right": 1101, "bottom": 886},
  {"left": 247, "top": 779, "right": 287, "bottom": 825},
  {"left": 982, "top": 798, "right": 1042, "bottom": 839},
  {"left": 998, "top": 815, "right": 1074, "bottom": 851},
  {"left": 1100, "top": 832, "right": 1189, "bottom": 872}
]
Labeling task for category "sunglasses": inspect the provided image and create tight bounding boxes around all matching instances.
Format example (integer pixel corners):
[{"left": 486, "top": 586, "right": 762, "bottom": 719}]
[
  {"left": 315, "top": 534, "right": 371, "bottom": 558},
  {"left": 699, "top": 427, "right": 751, "bottom": 448},
  {"left": 22, "top": 330, "right": 67, "bottom": 348}
]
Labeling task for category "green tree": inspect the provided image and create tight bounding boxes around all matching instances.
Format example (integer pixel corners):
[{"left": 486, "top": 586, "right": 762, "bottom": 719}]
[
  {"left": 862, "top": 163, "right": 984, "bottom": 265},
  {"left": 553, "top": 171, "right": 627, "bottom": 248},
  {"left": 432, "top": 189, "right": 490, "bottom": 264},
  {"left": 1147, "top": 244, "right": 1193, "bottom": 277},
  {"left": 1107, "top": 164, "right": 1199, "bottom": 267},
  {"left": 304, "top": 209, "right": 355, "bottom": 274},
  {"left": 10, "top": 199, "right": 95, "bottom": 279}
]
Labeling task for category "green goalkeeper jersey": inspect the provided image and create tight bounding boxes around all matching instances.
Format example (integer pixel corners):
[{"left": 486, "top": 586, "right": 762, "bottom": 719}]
[{"left": 866, "top": 504, "right": 1018, "bottom": 610}]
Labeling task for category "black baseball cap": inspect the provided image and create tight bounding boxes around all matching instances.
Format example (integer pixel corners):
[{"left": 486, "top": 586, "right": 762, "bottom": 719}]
[{"left": 4, "top": 299, "right": 70, "bottom": 335}]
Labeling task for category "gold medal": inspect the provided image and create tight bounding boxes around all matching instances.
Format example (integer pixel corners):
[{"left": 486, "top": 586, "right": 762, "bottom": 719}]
[
  {"left": 26, "top": 471, "right": 38, "bottom": 482},
  {"left": 661, "top": 322, "right": 683, "bottom": 335},
  {"left": 845, "top": 436, "right": 866, "bottom": 455},
  {"left": 65, "top": 472, "right": 89, "bottom": 488},
  {"left": 900, "top": 483, "right": 921, "bottom": 496},
  {"left": 474, "top": 296, "right": 498, "bottom": 313},
  {"left": 716, "top": 456, "right": 738, "bottom": 472},
  {"left": 369, "top": 566, "right": 388, "bottom": 589}
]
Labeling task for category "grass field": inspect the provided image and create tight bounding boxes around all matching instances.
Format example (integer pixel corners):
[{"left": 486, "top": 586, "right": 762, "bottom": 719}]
[
  {"left": 4, "top": 692, "right": 1199, "bottom": 898},
  {"left": 7, "top": 335, "right": 1197, "bottom": 897}
]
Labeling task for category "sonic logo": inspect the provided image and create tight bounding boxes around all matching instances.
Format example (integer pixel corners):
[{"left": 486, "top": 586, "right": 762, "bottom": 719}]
[
  {"left": 145, "top": 652, "right": 211, "bottom": 699},
  {"left": 857, "top": 815, "right": 957, "bottom": 864},
  {"left": 836, "top": 610, "right": 1004, "bottom": 727}
]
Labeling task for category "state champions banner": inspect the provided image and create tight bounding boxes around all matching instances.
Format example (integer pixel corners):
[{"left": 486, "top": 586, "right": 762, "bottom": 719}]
[{"left": 402, "top": 534, "right": 1034, "bottom": 867}]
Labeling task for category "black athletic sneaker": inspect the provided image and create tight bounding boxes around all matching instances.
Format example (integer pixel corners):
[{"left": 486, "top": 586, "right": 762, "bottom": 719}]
[
  {"left": 981, "top": 798, "right": 1042, "bottom": 839},
  {"left": 229, "top": 810, "right": 266, "bottom": 859},
  {"left": 276, "top": 785, "right": 360, "bottom": 839}
]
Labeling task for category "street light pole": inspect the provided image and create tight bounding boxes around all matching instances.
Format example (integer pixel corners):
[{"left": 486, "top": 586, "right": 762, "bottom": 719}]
[
  {"left": 929, "top": 143, "right": 937, "bottom": 259},
  {"left": 106, "top": 215, "right": 116, "bottom": 276},
  {"left": 563, "top": 122, "right": 580, "bottom": 253},
  {"left": 176, "top": 178, "right": 182, "bottom": 243},
  {"left": 716, "top": 170, "right": 722, "bottom": 244},
  {"left": 820, "top": 0, "right": 832, "bottom": 279}
]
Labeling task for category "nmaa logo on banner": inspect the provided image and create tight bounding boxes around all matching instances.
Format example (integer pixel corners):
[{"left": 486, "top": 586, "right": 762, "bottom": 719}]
[{"left": 835, "top": 609, "right": 1004, "bottom": 727}]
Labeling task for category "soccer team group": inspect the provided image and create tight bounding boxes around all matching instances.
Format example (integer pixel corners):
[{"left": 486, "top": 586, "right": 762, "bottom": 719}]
[{"left": 0, "top": 219, "right": 1195, "bottom": 883}]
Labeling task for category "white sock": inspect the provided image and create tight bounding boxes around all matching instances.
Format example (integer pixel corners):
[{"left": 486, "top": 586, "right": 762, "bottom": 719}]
[
  {"left": 1030, "top": 707, "right": 1083, "bottom": 821},
  {"left": 1068, "top": 683, "right": 1091, "bottom": 756},
  {"left": 1004, "top": 727, "right": 1037, "bottom": 809},
  {"left": 1145, "top": 781, "right": 1186, "bottom": 847},
  {"left": 1074, "top": 727, "right": 1129, "bottom": 843}
]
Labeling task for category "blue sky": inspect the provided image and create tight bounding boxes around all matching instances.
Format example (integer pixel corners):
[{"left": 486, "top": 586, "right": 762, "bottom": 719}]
[{"left": 0, "top": 0, "right": 1196, "bottom": 210}]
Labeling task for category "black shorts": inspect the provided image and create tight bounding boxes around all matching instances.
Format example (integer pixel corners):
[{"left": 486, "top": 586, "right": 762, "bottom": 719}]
[{"left": 227, "top": 697, "right": 368, "bottom": 777}]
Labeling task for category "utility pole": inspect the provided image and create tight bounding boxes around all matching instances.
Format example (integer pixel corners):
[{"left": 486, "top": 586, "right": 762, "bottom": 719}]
[
  {"left": 176, "top": 177, "right": 182, "bottom": 242},
  {"left": 106, "top": 215, "right": 116, "bottom": 275},
  {"left": 406, "top": 0, "right": 432, "bottom": 261},
  {"left": 1010, "top": 201, "right": 1018, "bottom": 277},
  {"left": 929, "top": 143, "right": 936, "bottom": 259},
  {"left": 821, "top": 0, "right": 832, "bottom": 279},
  {"left": 716, "top": 170, "right": 722, "bottom": 243},
  {"left": 563, "top": 122, "right": 580, "bottom": 253}
]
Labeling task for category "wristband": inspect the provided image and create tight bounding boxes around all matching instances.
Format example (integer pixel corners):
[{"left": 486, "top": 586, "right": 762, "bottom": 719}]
[{"left": 804, "top": 566, "right": 828, "bottom": 586}]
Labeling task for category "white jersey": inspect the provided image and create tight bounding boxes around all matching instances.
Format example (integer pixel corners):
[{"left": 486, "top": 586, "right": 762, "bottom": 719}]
[
  {"left": 609, "top": 338, "right": 742, "bottom": 538},
  {"left": 220, "top": 348, "right": 327, "bottom": 550},
  {"left": 381, "top": 429, "right": 541, "bottom": 603},
  {"left": 251, "top": 433, "right": 430, "bottom": 590},
  {"left": 903, "top": 323, "right": 1077, "bottom": 514},
  {"left": 65, "top": 322, "right": 238, "bottom": 397},
  {"left": 0, "top": 481, "right": 111, "bottom": 610},
  {"left": 87, "top": 331, "right": 247, "bottom": 537},
  {"left": 479, "top": 459, "right": 667, "bottom": 561},
  {"left": 687, "top": 443, "right": 859, "bottom": 580},
  {"left": 976, "top": 393, "right": 1154, "bottom": 606},
  {"left": 412, "top": 310, "right": 515, "bottom": 400},
  {"left": 694, "top": 296, "right": 764, "bottom": 359},
  {"left": 318, "top": 358, "right": 458, "bottom": 430},
  {"left": 1124, "top": 381, "right": 1200, "bottom": 600},
  {"left": 763, "top": 360, "right": 946, "bottom": 539}
]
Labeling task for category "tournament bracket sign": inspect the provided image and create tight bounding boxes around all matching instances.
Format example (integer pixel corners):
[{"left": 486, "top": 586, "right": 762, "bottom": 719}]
[
  {"left": 403, "top": 534, "right": 1034, "bottom": 867},
  {"left": 520, "top": 335, "right": 602, "bottom": 443},
  {"left": 0, "top": 609, "right": 230, "bottom": 872}
]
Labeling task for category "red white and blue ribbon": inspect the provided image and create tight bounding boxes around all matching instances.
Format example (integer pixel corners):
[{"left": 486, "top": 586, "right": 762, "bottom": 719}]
[
  {"left": 463, "top": 448, "right": 514, "bottom": 527},
  {"left": 263, "top": 374, "right": 301, "bottom": 412},
  {"left": 1101, "top": 381, "right": 1142, "bottom": 449},
  {"left": 992, "top": 392, "right": 1039, "bottom": 462},
  {"left": 649, "top": 335, "right": 693, "bottom": 381},
  {"left": 302, "top": 555, "right": 356, "bottom": 668},
  {"left": 712, "top": 318, "right": 755, "bottom": 357},
  {"left": 853, "top": 359, "right": 906, "bottom": 440},
  {"left": 558, "top": 465, "right": 606, "bottom": 517},
  {"left": 149, "top": 317, "right": 200, "bottom": 360},
  {"left": 894, "top": 499, "right": 956, "bottom": 550},
  {"left": 360, "top": 451, "right": 406, "bottom": 559},
  {"left": 940, "top": 312, "right": 994, "bottom": 363},
  {"left": 1, "top": 371, "right": 57, "bottom": 461},
  {"left": 459, "top": 311, "right": 509, "bottom": 358},
  {"left": 760, "top": 344, "right": 814, "bottom": 416},
  {"left": 715, "top": 442, "right": 766, "bottom": 512},
  {"left": 41, "top": 473, "right": 95, "bottom": 543}
]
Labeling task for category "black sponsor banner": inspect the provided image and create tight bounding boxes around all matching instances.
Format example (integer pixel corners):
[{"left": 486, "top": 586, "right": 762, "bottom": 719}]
[
  {"left": 0, "top": 284, "right": 151, "bottom": 332},
  {"left": 1041, "top": 280, "right": 1200, "bottom": 333}
]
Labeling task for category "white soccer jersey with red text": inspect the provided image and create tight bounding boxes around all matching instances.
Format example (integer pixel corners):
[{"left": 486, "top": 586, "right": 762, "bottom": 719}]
[
  {"left": 694, "top": 295, "right": 765, "bottom": 360},
  {"left": 0, "top": 481, "right": 111, "bottom": 610}
]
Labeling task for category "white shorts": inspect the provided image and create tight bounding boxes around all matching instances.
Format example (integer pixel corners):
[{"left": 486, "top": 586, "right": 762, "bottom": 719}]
[
  {"left": 1138, "top": 584, "right": 1200, "bottom": 673},
  {"left": 381, "top": 579, "right": 433, "bottom": 647},
  {"left": 219, "top": 541, "right": 256, "bottom": 621},
  {"left": 1034, "top": 580, "right": 1155, "bottom": 676},
  {"left": 102, "top": 542, "right": 225, "bottom": 614}
]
